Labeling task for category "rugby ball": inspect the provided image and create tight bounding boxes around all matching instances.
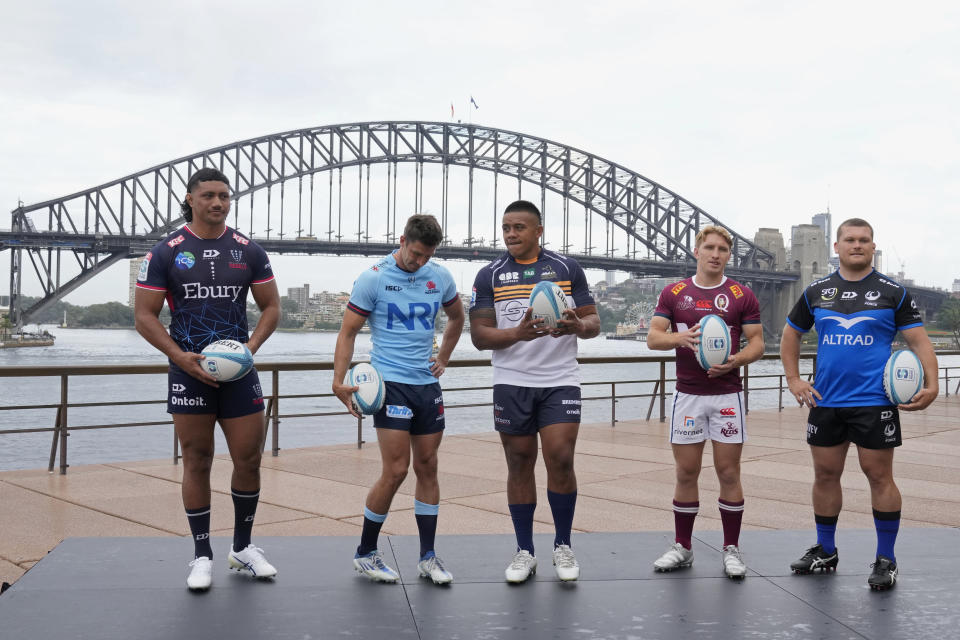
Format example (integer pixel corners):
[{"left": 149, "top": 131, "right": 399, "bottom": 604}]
[
  {"left": 883, "top": 349, "right": 923, "bottom": 405},
  {"left": 528, "top": 281, "right": 569, "bottom": 329},
  {"left": 348, "top": 362, "right": 385, "bottom": 415},
  {"left": 200, "top": 339, "right": 254, "bottom": 382},
  {"left": 696, "top": 314, "right": 731, "bottom": 370}
]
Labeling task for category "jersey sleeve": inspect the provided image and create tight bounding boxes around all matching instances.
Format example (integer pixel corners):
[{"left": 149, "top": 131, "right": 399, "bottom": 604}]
[
  {"left": 786, "top": 289, "right": 814, "bottom": 332},
  {"left": 740, "top": 286, "right": 761, "bottom": 325},
  {"left": 438, "top": 266, "right": 459, "bottom": 307},
  {"left": 895, "top": 290, "right": 924, "bottom": 330},
  {"left": 470, "top": 267, "right": 494, "bottom": 311},
  {"left": 569, "top": 262, "right": 595, "bottom": 307},
  {"left": 653, "top": 285, "right": 677, "bottom": 319},
  {"left": 347, "top": 268, "right": 379, "bottom": 317},
  {"left": 248, "top": 242, "right": 274, "bottom": 284},
  {"left": 135, "top": 241, "right": 170, "bottom": 292}
]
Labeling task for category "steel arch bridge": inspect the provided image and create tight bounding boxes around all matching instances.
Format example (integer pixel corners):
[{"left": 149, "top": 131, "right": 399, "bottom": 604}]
[{"left": 2, "top": 121, "right": 789, "bottom": 327}]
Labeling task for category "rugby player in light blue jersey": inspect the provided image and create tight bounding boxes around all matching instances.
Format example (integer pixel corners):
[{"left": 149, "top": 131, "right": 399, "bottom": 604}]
[
  {"left": 135, "top": 168, "right": 281, "bottom": 591},
  {"left": 332, "top": 214, "right": 464, "bottom": 585},
  {"left": 780, "top": 217, "right": 938, "bottom": 590}
]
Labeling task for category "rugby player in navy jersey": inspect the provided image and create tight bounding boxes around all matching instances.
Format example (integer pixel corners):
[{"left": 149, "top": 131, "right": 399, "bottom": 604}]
[
  {"left": 134, "top": 168, "right": 281, "bottom": 591},
  {"left": 332, "top": 214, "right": 464, "bottom": 585},
  {"left": 780, "top": 218, "right": 938, "bottom": 590},
  {"left": 647, "top": 225, "right": 764, "bottom": 579},
  {"left": 470, "top": 200, "right": 600, "bottom": 583}
]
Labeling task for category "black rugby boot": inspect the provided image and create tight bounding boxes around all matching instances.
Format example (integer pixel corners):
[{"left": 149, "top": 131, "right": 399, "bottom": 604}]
[
  {"left": 790, "top": 544, "right": 839, "bottom": 574},
  {"left": 867, "top": 556, "right": 898, "bottom": 591}
]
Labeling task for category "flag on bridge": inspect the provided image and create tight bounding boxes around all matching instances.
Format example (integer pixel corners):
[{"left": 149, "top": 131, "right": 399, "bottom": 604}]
[
  {"left": 470, "top": 95, "right": 479, "bottom": 109},
  {"left": 450, "top": 102, "right": 454, "bottom": 118}
]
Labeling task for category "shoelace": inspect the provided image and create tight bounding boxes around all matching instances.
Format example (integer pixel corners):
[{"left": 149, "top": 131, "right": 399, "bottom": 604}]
[
  {"left": 424, "top": 556, "right": 447, "bottom": 573},
  {"left": 554, "top": 546, "right": 577, "bottom": 567},
  {"left": 241, "top": 546, "right": 267, "bottom": 562},
  {"left": 189, "top": 557, "right": 211, "bottom": 568},
  {"left": 510, "top": 552, "right": 533, "bottom": 569},
  {"left": 723, "top": 546, "right": 743, "bottom": 562}
]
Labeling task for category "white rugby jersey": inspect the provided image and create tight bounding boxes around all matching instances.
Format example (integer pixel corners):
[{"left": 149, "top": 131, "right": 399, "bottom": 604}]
[{"left": 471, "top": 249, "right": 595, "bottom": 387}]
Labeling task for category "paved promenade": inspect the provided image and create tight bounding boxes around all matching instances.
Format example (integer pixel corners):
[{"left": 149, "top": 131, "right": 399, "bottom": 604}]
[{"left": 2, "top": 397, "right": 959, "bottom": 587}]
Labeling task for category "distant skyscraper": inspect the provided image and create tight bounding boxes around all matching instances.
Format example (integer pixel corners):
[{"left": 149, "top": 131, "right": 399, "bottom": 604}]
[
  {"left": 811, "top": 212, "right": 832, "bottom": 257},
  {"left": 605, "top": 270, "right": 616, "bottom": 286},
  {"left": 287, "top": 284, "right": 310, "bottom": 309}
]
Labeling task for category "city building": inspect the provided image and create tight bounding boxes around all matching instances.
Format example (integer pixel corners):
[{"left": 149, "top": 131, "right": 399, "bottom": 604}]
[
  {"left": 811, "top": 211, "right": 832, "bottom": 257},
  {"left": 127, "top": 259, "right": 142, "bottom": 307},
  {"left": 287, "top": 284, "right": 310, "bottom": 309}
]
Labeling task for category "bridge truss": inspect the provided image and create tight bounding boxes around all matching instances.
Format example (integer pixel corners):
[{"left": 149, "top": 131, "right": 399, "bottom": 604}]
[{"left": 3, "top": 121, "right": 784, "bottom": 327}]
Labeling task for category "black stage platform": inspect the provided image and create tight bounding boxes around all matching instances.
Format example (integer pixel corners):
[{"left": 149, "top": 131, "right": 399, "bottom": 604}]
[{"left": 2, "top": 529, "right": 957, "bottom": 639}]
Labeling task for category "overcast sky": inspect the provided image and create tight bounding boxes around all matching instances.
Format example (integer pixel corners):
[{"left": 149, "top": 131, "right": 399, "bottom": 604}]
[{"left": 2, "top": 0, "right": 958, "bottom": 304}]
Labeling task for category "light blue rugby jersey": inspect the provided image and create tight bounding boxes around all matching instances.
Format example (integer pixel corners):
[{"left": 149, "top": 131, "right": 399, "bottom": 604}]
[{"left": 347, "top": 251, "right": 459, "bottom": 384}]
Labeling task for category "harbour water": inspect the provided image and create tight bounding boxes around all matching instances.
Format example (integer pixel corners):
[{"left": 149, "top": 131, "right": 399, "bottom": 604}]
[{"left": 2, "top": 328, "right": 954, "bottom": 472}]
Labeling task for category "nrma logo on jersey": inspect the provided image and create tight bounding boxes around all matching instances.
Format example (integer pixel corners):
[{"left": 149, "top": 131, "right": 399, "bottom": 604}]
[{"left": 386, "top": 302, "right": 440, "bottom": 330}]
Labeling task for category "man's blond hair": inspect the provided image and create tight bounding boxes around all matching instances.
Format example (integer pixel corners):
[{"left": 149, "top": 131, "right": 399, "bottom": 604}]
[{"left": 695, "top": 225, "right": 733, "bottom": 249}]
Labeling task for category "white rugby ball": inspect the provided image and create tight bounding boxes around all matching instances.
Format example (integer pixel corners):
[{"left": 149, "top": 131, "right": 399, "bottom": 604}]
[
  {"left": 883, "top": 349, "right": 923, "bottom": 405},
  {"left": 528, "top": 281, "right": 569, "bottom": 329},
  {"left": 348, "top": 362, "right": 385, "bottom": 415},
  {"left": 200, "top": 339, "right": 254, "bottom": 382},
  {"left": 696, "top": 314, "right": 731, "bottom": 370}
]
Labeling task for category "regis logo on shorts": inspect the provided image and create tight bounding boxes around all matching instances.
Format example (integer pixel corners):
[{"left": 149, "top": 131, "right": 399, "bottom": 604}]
[
  {"left": 720, "top": 408, "right": 736, "bottom": 417},
  {"left": 720, "top": 423, "right": 739, "bottom": 437}
]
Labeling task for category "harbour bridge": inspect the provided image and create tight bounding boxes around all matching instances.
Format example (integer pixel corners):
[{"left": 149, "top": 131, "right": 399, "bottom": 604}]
[{"left": 0, "top": 121, "right": 942, "bottom": 332}]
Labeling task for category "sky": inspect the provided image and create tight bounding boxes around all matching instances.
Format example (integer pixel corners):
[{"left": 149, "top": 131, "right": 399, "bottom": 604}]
[{"left": 1, "top": 0, "right": 958, "bottom": 305}]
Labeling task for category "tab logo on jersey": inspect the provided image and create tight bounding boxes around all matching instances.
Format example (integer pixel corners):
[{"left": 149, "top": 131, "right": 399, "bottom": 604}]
[
  {"left": 137, "top": 253, "right": 151, "bottom": 281},
  {"left": 386, "top": 301, "right": 440, "bottom": 330},
  {"left": 714, "top": 293, "right": 729, "bottom": 312},
  {"left": 498, "top": 271, "right": 519, "bottom": 282},
  {"left": 841, "top": 291, "right": 857, "bottom": 300},
  {"left": 671, "top": 282, "right": 687, "bottom": 295},
  {"left": 167, "top": 235, "right": 185, "bottom": 248},
  {"left": 729, "top": 285, "right": 744, "bottom": 299},
  {"left": 821, "top": 288, "right": 838, "bottom": 300},
  {"left": 203, "top": 249, "right": 220, "bottom": 259},
  {"left": 232, "top": 233, "right": 249, "bottom": 245},
  {"left": 175, "top": 252, "right": 196, "bottom": 270},
  {"left": 183, "top": 283, "right": 243, "bottom": 300},
  {"left": 523, "top": 268, "right": 536, "bottom": 278},
  {"left": 386, "top": 405, "right": 413, "bottom": 419}
]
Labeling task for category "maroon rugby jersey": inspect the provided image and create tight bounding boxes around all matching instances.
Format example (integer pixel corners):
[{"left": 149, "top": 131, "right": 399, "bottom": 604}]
[{"left": 653, "top": 276, "right": 761, "bottom": 395}]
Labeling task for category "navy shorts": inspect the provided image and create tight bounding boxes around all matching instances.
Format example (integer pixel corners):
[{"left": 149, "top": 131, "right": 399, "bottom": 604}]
[
  {"left": 493, "top": 384, "right": 581, "bottom": 436},
  {"left": 373, "top": 381, "right": 445, "bottom": 436},
  {"left": 167, "top": 364, "right": 264, "bottom": 419},
  {"left": 806, "top": 405, "right": 901, "bottom": 449}
]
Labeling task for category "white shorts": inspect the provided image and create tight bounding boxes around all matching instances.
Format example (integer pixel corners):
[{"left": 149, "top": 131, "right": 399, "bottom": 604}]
[{"left": 669, "top": 391, "right": 746, "bottom": 445}]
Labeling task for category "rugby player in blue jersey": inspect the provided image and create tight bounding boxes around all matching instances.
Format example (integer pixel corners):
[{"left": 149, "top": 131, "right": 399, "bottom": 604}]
[
  {"left": 470, "top": 200, "right": 600, "bottom": 583},
  {"left": 135, "top": 168, "right": 281, "bottom": 591},
  {"left": 780, "top": 218, "right": 938, "bottom": 590},
  {"left": 332, "top": 214, "right": 464, "bottom": 585}
]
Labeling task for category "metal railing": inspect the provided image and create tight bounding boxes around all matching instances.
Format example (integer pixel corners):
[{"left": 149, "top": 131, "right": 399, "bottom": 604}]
[{"left": 2, "top": 352, "right": 958, "bottom": 475}]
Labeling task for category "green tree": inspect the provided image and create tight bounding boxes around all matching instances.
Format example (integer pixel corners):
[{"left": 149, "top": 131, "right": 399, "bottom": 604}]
[{"left": 937, "top": 299, "right": 960, "bottom": 349}]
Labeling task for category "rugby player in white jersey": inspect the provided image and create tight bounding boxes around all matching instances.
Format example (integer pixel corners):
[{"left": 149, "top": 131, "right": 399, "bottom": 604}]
[
  {"left": 470, "top": 200, "right": 600, "bottom": 583},
  {"left": 135, "top": 168, "right": 281, "bottom": 591},
  {"left": 333, "top": 214, "right": 464, "bottom": 585}
]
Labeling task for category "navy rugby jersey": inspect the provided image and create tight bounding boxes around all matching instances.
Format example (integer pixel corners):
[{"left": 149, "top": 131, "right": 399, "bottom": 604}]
[
  {"left": 136, "top": 226, "right": 274, "bottom": 353},
  {"left": 347, "top": 252, "right": 459, "bottom": 385},
  {"left": 471, "top": 249, "right": 595, "bottom": 387},
  {"left": 786, "top": 270, "right": 922, "bottom": 407}
]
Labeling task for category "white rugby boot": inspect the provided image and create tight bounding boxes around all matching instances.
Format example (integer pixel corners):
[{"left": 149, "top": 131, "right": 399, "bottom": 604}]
[
  {"left": 186, "top": 556, "right": 213, "bottom": 591},
  {"left": 552, "top": 544, "right": 580, "bottom": 581},
  {"left": 353, "top": 550, "right": 400, "bottom": 583},
  {"left": 653, "top": 542, "right": 694, "bottom": 572},
  {"left": 505, "top": 549, "right": 537, "bottom": 583},
  {"left": 722, "top": 545, "right": 747, "bottom": 579},
  {"left": 417, "top": 552, "right": 453, "bottom": 585},
  {"left": 228, "top": 544, "right": 278, "bottom": 578}
]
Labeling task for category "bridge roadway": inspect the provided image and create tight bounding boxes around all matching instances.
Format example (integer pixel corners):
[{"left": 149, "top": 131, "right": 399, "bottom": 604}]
[{"left": 1, "top": 398, "right": 958, "bottom": 638}]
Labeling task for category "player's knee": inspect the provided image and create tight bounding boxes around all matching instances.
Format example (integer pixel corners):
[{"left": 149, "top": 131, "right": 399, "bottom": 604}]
[
  {"left": 382, "top": 464, "right": 409, "bottom": 488},
  {"left": 181, "top": 448, "right": 214, "bottom": 474},
  {"left": 715, "top": 463, "right": 740, "bottom": 488},
  {"left": 412, "top": 455, "right": 438, "bottom": 478},
  {"left": 233, "top": 449, "right": 262, "bottom": 476}
]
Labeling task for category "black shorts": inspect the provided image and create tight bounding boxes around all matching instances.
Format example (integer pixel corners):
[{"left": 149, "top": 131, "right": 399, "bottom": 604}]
[
  {"left": 167, "top": 365, "right": 264, "bottom": 419},
  {"left": 806, "top": 406, "right": 901, "bottom": 449},
  {"left": 493, "top": 384, "right": 581, "bottom": 436},
  {"left": 373, "top": 381, "right": 445, "bottom": 436}
]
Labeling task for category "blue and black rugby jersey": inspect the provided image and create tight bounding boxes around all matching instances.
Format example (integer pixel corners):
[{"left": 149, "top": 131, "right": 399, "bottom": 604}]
[
  {"left": 786, "top": 269, "right": 922, "bottom": 407},
  {"left": 136, "top": 226, "right": 274, "bottom": 353}
]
